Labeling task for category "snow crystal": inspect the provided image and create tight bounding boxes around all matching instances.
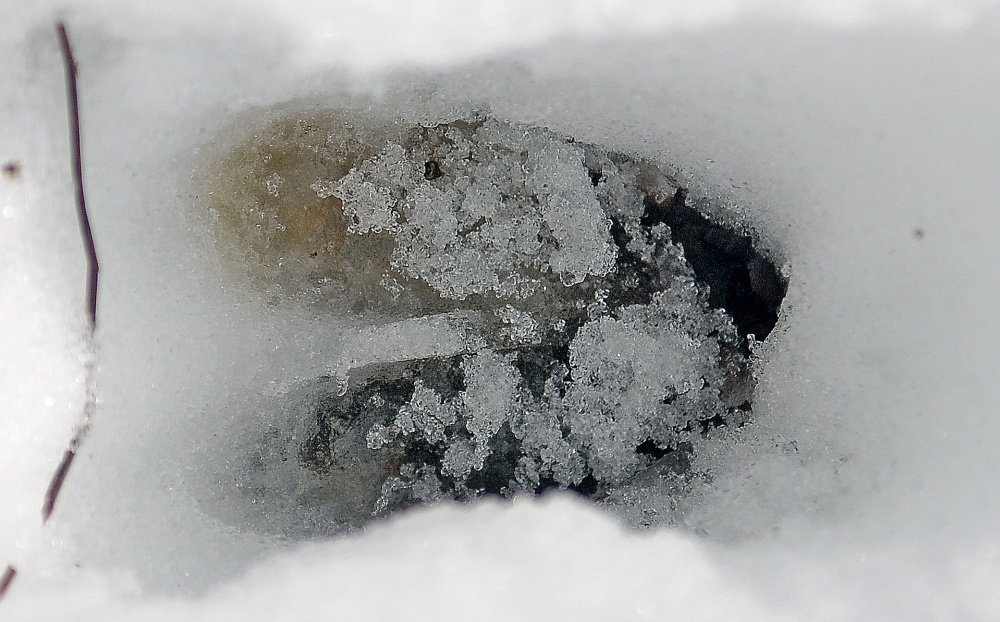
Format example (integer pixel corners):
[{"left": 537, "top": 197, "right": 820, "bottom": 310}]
[
  {"left": 496, "top": 304, "right": 541, "bottom": 344},
  {"left": 459, "top": 350, "right": 520, "bottom": 462},
  {"left": 393, "top": 380, "right": 458, "bottom": 444}
]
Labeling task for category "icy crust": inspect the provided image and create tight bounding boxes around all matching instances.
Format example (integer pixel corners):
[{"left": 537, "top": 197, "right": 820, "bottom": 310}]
[
  {"left": 200, "top": 113, "right": 620, "bottom": 318},
  {"left": 324, "top": 120, "right": 617, "bottom": 299},
  {"left": 367, "top": 286, "right": 742, "bottom": 511},
  {"left": 227, "top": 284, "right": 749, "bottom": 537},
  {"left": 198, "top": 108, "right": 759, "bottom": 536}
]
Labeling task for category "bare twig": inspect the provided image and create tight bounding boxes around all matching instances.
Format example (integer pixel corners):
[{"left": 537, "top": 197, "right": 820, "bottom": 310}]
[
  {"left": 42, "top": 21, "right": 99, "bottom": 523},
  {"left": 57, "top": 21, "right": 99, "bottom": 331},
  {"left": 42, "top": 447, "right": 79, "bottom": 522},
  {"left": 0, "top": 565, "right": 16, "bottom": 602}
]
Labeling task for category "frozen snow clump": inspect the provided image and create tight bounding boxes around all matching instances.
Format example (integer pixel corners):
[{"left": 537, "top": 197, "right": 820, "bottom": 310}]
[{"left": 194, "top": 106, "right": 785, "bottom": 537}]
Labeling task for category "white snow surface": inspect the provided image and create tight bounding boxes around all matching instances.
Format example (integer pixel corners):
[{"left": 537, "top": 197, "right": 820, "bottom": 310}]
[{"left": 3, "top": 0, "right": 1000, "bottom": 619}]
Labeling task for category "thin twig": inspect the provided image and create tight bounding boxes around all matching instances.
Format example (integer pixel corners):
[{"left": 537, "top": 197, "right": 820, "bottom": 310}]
[
  {"left": 56, "top": 21, "right": 99, "bottom": 331},
  {"left": 42, "top": 447, "right": 78, "bottom": 522},
  {"left": 0, "top": 565, "right": 16, "bottom": 602},
  {"left": 43, "top": 21, "right": 99, "bottom": 523}
]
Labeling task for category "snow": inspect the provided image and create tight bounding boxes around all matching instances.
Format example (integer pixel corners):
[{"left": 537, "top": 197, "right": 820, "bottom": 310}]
[{"left": 3, "top": 0, "right": 1000, "bottom": 620}]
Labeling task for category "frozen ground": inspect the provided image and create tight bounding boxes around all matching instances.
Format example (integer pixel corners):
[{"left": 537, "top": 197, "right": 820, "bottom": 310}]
[{"left": 2, "top": 0, "right": 1000, "bottom": 619}]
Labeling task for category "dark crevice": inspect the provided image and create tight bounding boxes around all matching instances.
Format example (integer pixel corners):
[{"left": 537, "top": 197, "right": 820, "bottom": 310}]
[
  {"left": 514, "top": 344, "right": 570, "bottom": 400},
  {"left": 604, "top": 217, "right": 664, "bottom": 310},
  {"left": 424, "top": 160, "right": 443, "bottom": 180},
  {"left": 642, "top": 188, "right": 787, "bottom": 341},
  {"left": 636, "top": 440, "right": 693, "bottom": 475},
  {"left": 698, "top": 413, "right": 729, "bottom": 434},
  {"left": 465, "top": 424, "right": 521, "bottom": 494},
  {"left": 636, "top": 438, "right": 669, "bottom": 459},
  {"left": 567, "top": 474, "right": 600, "bottom": 497}
]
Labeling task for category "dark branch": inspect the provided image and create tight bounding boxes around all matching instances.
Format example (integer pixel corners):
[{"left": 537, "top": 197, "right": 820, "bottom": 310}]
[
  {"left": 43, "top": 21, "right": 98, "bottom": 523},
  {"left": 41, "top": 448, "right": 77, "bottom": 523},
  {"left": 57, "top": 21, "right": 99, "bottom": 332},
  {"left": 0, "top": 565, "right": 16, "bottom": 603}
]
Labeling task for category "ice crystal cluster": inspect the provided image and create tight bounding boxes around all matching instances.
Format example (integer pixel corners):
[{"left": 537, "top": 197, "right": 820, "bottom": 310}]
[{"left": 199, "top": 108, "right": 759, "bottom": 535}]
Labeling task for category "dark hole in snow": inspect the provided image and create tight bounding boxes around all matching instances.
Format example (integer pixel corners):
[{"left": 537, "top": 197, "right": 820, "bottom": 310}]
[
  {"left": 424, "top": 160, "right": 443, "bottom": 180},
  {"left": 196, "top": 107, "right": 787, "bottom": 537},
  {"left": 642, "top": 188, "right": 787, "bottom": 342}
]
